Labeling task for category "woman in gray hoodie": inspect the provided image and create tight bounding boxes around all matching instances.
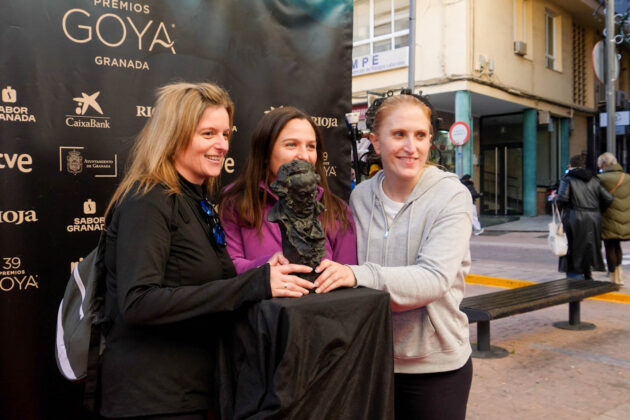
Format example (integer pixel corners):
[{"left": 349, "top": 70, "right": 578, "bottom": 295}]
[{"left": 315, "top": 93, "right": 473, "bottom": 420}]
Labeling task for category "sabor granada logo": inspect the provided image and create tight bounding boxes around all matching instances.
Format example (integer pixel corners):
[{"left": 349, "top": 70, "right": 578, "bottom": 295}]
[
  {"left": 67, "top": 199, "right": 105, "bottom": 233},
  {"left": 61, "top": 3, "right": 176, "bottom": 71},
  {"left": 0, "top": 84, "right": 37, "bottom": 123}
]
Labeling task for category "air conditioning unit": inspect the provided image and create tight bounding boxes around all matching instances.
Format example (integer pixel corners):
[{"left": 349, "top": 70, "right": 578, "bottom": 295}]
[{"left": 514, "top": 41, "right": 527, "bottom": 56}]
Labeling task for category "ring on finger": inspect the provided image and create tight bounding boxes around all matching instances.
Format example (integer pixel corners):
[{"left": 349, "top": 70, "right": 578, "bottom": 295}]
[{"left": 283, "top": 283, "right": 288, "bottom": 289}]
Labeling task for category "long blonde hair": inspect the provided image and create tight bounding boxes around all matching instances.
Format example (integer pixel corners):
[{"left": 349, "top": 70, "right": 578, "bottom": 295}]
[{"left": 106, "top": 82, "right": 234, "bottom": 216}]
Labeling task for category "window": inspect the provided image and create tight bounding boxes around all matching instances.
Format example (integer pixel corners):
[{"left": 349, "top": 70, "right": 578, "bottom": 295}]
[
  {"left": 353, "top": 0, "right": 410, "bottom": 59},
  {"left": 545, "top": 9, "right": 562, "bottom": 71}
]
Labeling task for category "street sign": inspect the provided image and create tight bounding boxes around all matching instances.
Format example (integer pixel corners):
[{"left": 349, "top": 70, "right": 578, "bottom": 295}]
[
  {"left": 592, "top": 40, "right": 619, "bottom": 84},
  {"left": 600, "top": 110, "right": 630, "bottom": 127},
  {"left": 449, "top": 121, "right": 470, "bottom": 146}
]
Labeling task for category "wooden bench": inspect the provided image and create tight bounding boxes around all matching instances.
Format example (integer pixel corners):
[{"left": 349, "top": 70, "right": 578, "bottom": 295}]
[{"left": 460, "top": 278, "right": 620, "bottom": 358}]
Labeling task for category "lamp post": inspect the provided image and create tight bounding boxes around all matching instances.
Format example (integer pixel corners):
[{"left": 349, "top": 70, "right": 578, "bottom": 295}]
[
  {"left": 408, "top": 0, "right": 416, "bottom": 90},
  {"left": 606, "top": 0, "right": 616, "bottom": 153}
]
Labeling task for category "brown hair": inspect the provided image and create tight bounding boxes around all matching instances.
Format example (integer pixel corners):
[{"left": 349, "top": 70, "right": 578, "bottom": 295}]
[
  {"left": 219, "top": 106, "right": 351, "bottom": 235},
  {"left": 105, "top": 82, "right": 234, "bottom": 216}
]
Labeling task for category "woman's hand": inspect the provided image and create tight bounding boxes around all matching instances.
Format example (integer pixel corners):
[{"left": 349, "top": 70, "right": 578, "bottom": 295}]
[
  {"left": 314, "top": 259, "right": 356, "bottom": 293},
  {"left": 269, "top": 264, "right": 315, "bottom": 297},
  {"left": 267, "top": 252, "right": 289, "bottom": 267}
]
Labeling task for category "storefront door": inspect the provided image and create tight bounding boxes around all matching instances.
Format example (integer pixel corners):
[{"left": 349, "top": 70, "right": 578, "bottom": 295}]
[{"left": 481, "top": 145, "right": 523, "bottom": 215}]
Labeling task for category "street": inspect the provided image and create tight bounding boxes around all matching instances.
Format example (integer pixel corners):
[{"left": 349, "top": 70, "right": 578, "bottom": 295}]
[
  {"left": 470, "top": 231, "right": 630, "bottom": 286},
  {"left": 466, "top": 231, "right": 630, "bottom": 419}
]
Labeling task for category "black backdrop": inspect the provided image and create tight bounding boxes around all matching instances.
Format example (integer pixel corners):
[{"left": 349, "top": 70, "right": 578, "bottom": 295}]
[{"left": 0, "top": 1, "right": 352, "bottom": 418}]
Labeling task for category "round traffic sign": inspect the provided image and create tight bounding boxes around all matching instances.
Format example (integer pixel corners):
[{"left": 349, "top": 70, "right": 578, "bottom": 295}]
[
  {"left": 592, "top": 40, "right": 619, "bottom": 84},
  {"left": 449, "top": 121, "right": 470, "bottom": 146}
]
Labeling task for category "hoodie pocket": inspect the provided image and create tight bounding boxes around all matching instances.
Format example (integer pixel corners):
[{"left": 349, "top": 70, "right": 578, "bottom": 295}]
[{"left": 392, "top": 307, "right": 436, "bottom": 359}]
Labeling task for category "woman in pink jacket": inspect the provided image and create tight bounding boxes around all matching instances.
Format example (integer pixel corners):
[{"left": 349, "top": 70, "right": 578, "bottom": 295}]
[{"left": 219, "top": 107, "right": 356, "bottom": 275}]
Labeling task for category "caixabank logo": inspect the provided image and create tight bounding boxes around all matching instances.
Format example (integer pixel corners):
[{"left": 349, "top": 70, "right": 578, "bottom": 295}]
[
  {"left": 0, "top": 84, "right": 37, "bottom": 123},
  {"left": 0, "top": 256, "right": 39, "bottom": 293},
  {"left": 59, "top": 146, "right": 118, "bottom": 177},
  {"left": 65, "top": 90, "right": 111, "bottom": 128},
  {"left": 61, "top": 1, "right": 177, "bottom": 71},
  {"left": 66, "top": 198, "right": 105, "bottom": 233}
]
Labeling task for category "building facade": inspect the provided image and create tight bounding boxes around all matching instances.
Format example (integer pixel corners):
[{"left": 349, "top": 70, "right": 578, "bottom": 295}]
[{"left": 352, "top": 0, "right": 630, "bottom": 216}]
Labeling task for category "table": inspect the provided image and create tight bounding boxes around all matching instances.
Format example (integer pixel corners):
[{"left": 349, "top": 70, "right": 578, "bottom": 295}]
[{"left": 215, "top": 287, "right": 394, "bottom": 419}]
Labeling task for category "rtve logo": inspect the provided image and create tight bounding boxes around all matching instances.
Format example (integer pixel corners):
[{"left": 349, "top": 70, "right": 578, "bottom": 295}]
[{"left": 0, "top": 153, "right": 33, "bottom": 173}]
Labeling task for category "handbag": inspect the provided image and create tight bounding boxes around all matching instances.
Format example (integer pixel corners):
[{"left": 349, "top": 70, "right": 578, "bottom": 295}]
[{"left": 548, "top": 201, "right": 568, "bottom": 256}]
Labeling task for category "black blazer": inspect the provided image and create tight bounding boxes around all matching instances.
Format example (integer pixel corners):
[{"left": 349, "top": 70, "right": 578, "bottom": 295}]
[{"left": 101, "top": 177, "right": 271, "bottom": 418}]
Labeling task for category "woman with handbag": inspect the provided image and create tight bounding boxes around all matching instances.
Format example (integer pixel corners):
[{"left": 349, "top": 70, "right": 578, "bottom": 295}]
[
  {"left": 555, "top": 154, "right": 613, "bottom": 280},
  {"left": 99, "top": 82, "right": 314, "bottom": 419},
  {"left": 597, "top": 152, "right": 630, "bottom": 285}
]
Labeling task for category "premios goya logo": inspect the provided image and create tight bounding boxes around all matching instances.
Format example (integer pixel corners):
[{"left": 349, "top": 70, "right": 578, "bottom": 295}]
[
  {"left": 59, "top": 146, "right": 118, "bottom": 177},
  {"left": 67, "top": 199, "right": 105, "bottom": 233},
  {"left": 0, "top": 257, "right": 39, "bottom": 293},
  {"left": 66, "top": 90, "right": 111, "bottom": 128},
  {"left": 0, "top": 84, "right": 37, "bottom": 123},
  {"left": 61, "top": 2, "right": 176, "bottom": 71}
]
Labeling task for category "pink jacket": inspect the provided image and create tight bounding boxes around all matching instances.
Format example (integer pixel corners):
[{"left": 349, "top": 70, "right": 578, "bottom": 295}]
[{"left": 221, "top": 183, "right": 357, "bottom": 273}]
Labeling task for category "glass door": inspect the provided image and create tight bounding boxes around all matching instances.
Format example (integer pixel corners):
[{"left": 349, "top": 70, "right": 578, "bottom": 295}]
[{"left": 481, "top": 145, "right": 523, "bottom": 215}]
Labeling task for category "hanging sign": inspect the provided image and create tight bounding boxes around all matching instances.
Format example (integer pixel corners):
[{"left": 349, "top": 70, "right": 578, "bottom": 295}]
[{"left": 449, "top": 121, "right": 470, "bottom": 146}]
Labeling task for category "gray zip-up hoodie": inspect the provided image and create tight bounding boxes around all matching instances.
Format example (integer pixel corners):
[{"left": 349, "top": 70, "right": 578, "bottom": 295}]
[{"left": 349, "top": 166, "right": 472, "bottom": 373}]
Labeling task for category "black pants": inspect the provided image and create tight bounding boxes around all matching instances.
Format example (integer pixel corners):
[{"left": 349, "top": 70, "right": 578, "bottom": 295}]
[
  {"left": 604, "top": 239, "right": 622, "bottom": 272},
  {"left": 394, "top": 357, "right": 473, "bottom": 420}
]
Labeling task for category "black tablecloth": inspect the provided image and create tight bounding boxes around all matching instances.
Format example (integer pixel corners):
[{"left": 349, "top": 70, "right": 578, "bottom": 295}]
[{"left": 215, "top": 287, "right": 394, "bottom": 420}]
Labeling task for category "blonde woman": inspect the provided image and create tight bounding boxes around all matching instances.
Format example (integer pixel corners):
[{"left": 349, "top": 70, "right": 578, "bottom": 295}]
[
  {"left": 315, "top": 94, "right": 473, "bottom": 420},
  {"left": 100, "top": 82, "right": 312, "bottom": 419}
]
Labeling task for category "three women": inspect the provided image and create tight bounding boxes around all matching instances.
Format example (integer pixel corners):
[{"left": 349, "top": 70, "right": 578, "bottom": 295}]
[{"left": 102, "top": 82, "right": 472, "bottom": 419}]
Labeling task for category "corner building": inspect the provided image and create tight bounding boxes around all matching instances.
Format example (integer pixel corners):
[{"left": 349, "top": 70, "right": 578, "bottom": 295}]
[{"left": 352, "top": 0, "right": 630, "bottom": 216}]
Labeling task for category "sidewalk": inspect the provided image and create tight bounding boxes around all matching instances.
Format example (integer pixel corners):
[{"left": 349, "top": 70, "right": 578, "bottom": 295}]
[
  {"left": 471, "top": 215, "right": 629, "bottom": 294},
  {"left": 465, "top": 216, "right": 630, "bottom": 419}
]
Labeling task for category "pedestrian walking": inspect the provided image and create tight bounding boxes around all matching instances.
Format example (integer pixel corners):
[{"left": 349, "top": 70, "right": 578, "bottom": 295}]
[
  {"left": 555, "top": 154, "right": 613, "bottom": 280},
  {"left": 461, "top": 174, "right": 484, "bottom": 235},
  {"left": 597, "top": 152, "right": 629, "bottom": 285}
]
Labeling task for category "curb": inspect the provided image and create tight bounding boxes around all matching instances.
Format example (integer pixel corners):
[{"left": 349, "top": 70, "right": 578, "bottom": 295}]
[{"left": 466, "top": 273, "right": 630, "bottom": 304}]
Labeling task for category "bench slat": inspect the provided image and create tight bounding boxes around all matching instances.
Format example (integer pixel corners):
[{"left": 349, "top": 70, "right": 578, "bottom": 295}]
[{"left": 461, "top": 279, "right": 618, "bottom": 322}]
